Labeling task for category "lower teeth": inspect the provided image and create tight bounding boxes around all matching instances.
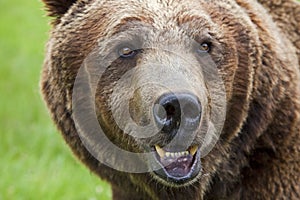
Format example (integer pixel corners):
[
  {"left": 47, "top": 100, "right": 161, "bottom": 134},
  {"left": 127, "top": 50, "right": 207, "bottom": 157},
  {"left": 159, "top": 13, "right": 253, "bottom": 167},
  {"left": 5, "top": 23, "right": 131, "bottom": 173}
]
[{"left": 154, "top": 145, "right": 199, "bottom": 159}]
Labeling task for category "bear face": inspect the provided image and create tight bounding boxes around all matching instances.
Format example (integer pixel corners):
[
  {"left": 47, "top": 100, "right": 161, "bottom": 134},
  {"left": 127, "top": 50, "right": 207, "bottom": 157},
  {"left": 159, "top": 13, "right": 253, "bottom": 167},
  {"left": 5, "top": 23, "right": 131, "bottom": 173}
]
[{"left": 41, "top": 0, "right": 300, "bottom": 199}]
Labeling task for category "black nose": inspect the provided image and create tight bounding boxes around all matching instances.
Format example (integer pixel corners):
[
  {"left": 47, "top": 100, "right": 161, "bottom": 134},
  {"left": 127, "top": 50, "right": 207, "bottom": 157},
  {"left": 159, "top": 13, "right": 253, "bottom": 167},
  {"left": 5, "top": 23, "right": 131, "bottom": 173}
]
[{"left": 153, "top": 93, "right": 202, "bottom": 135}]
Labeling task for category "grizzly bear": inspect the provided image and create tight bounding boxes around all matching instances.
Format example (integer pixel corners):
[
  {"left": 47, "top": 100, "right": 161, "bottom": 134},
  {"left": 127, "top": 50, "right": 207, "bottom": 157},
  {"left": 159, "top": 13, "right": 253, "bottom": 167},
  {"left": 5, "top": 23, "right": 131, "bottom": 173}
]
[{"left": 40, "top": 0, "right": 300, "bottom": 199}]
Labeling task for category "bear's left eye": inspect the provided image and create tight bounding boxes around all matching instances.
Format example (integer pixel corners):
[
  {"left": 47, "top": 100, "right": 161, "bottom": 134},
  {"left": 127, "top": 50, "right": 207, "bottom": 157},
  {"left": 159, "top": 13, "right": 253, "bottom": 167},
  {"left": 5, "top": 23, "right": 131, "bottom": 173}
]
[
  {"left": 118, "top": 46, "right": 137, "bottom": 58},
  {"left": 197, "top": 42, "right": 211, "bottom": 53}
]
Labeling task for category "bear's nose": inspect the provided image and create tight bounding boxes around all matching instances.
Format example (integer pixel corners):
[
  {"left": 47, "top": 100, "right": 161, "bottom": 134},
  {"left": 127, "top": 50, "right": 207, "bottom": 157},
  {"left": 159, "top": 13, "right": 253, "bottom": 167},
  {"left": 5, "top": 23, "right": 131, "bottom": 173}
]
[{"left": 153, "top": 93, "right": 202, "bottom": 135}]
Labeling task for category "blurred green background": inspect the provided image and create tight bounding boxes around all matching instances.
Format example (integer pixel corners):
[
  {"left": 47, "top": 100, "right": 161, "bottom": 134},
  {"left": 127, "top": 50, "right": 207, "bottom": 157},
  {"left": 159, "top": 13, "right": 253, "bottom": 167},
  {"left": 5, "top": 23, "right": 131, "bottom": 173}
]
[{"left": 0, "top": 0, "right": 111, "bottom": 199}]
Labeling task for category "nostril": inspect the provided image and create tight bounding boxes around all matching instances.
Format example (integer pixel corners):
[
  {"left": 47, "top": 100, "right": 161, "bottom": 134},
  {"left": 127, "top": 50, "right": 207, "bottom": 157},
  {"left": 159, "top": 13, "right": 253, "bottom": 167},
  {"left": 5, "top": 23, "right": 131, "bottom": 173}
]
[
  {"left": 182, "top": 99, "right": 201, "bottom": 120},
  {"left": 165, "top": 103, "right": 177, "bottom": 119},
  {"left": 153, "top": 104, "right": 167, "bottom": 125},
  {"left": 181, "top": 98, "right": 202, "bottom": 130},
  {"left": 153, "top": 95, "right": 181, "bottom": 133},
  {"left": 153, "top": 102, "right": 180, "bottom": 129}
]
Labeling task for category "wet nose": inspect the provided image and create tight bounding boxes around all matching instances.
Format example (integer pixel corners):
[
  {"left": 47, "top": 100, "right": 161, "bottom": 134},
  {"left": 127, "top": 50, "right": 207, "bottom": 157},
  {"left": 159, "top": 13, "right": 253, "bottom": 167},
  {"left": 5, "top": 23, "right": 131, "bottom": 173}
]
[{"left": 153, "top": 93, "right": 202, "bottom": 135}]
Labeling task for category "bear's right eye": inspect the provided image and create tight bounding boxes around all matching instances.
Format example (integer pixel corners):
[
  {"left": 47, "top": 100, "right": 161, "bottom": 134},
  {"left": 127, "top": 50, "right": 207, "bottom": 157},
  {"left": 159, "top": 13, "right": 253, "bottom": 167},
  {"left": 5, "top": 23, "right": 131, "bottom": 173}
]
[{"left": 118, "top": 46, "right": 137, "bottom": 58}]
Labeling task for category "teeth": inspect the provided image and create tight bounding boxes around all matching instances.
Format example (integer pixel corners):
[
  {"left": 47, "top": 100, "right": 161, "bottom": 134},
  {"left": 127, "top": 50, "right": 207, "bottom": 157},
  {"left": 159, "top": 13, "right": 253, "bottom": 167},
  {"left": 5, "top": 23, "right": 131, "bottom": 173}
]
[
  {"left": 189, "top": 145, "right": 199, "bottom": 156},
  {"left": 166, "top": 152, "right": 171, "bottom": 157},
  {"left": 154, "top": 145, "right": 191, "bottom": 159},
  {"left": 155, "top": 145, "right": 165, "bottom": 158}
]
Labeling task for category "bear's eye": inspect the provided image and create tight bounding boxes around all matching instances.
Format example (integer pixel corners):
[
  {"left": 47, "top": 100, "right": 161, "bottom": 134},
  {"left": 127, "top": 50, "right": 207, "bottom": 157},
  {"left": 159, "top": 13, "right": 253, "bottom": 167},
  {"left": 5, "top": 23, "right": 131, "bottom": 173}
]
[
  {"left": 197, "top": 42, "right": 211, "bottom": 53},
  {"left": 118, "top": 46, "right": 137, "bottom": 58}
]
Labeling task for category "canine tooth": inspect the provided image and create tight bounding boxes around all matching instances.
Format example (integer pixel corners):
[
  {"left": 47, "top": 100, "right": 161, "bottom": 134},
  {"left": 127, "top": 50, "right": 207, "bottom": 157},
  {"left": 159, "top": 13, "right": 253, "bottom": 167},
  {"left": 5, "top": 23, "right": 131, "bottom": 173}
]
[
  {"left": 155, "top": 145, "right": 165, "bottom": 158},
  {"left": 166, "top": 152, "right": 171, "bottom": 157},
  {"left": 189, "top": 146, "right": 198, "bottom": 156}
]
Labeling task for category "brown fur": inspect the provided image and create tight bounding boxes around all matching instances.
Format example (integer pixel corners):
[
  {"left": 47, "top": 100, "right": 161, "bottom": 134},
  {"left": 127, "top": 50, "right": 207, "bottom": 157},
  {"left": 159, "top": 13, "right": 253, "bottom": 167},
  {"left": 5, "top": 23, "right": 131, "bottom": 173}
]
[{"left": 41, "top": 0, "right": 300, "bottom": 199}]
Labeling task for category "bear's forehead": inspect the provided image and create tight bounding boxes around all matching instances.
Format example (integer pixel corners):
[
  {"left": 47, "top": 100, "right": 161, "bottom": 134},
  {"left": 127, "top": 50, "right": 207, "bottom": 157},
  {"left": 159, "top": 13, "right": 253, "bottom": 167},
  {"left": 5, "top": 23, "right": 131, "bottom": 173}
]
[
  {"left": 56, "top": 0, "right": 247, "bottom": 57},
  {"left": 59, "top": 0, "right": 248, "bottom": 39},
  {"left": 87, "top": 0, "right": 216, "bottom": 30}
]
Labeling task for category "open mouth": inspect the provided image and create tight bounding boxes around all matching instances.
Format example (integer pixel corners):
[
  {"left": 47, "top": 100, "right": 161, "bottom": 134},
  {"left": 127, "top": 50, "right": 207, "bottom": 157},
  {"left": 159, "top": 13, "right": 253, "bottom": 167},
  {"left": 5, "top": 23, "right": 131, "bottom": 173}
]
[{"left": 153, "top": 144, "right": 201, "bottom": 185}]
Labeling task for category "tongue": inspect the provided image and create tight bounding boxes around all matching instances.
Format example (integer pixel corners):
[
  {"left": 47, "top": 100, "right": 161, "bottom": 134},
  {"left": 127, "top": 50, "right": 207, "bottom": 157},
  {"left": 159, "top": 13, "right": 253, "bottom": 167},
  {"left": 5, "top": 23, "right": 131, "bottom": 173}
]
[{"left": 160, "top": 155, "right": 194, "bottom": 177}]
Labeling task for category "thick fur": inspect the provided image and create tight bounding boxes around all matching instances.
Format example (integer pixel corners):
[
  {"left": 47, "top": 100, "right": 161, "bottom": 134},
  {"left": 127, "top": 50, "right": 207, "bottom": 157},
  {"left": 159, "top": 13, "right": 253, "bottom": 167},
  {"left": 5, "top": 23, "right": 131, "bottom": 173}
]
[{"left": 41, "top": 0, "right": 300, "bottom": 199}]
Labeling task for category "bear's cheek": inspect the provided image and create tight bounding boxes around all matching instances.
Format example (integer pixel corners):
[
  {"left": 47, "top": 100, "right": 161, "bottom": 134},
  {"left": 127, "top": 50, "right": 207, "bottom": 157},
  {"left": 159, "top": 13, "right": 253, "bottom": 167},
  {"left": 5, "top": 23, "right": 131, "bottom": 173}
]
[{"left": 93, "top": 57, "right": 140, "bottom": 137}]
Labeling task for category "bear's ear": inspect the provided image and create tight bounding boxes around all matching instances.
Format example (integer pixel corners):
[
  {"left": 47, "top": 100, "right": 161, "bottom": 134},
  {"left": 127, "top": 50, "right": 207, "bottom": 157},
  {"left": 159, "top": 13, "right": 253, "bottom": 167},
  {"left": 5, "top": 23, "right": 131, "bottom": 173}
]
[{"left": 42, "top": 0, "right": 77, "bottom": 19}]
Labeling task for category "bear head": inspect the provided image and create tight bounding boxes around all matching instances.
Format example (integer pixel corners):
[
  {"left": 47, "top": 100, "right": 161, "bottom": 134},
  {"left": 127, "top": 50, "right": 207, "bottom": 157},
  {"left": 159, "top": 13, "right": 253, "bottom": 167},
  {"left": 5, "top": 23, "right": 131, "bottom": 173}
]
[{"left": 41, "top": 0, "right": 300, "bottom": 198}]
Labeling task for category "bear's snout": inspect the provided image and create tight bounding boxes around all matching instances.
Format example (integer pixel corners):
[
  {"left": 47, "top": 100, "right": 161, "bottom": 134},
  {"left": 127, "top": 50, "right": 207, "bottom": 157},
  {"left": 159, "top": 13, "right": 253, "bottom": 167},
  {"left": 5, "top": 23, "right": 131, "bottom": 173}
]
[
  {"left": 151, "top": 92, "right": 203, "bottom": 185},
  {"left": 153, "top": 92, "right": 202, "bottom": 136}
]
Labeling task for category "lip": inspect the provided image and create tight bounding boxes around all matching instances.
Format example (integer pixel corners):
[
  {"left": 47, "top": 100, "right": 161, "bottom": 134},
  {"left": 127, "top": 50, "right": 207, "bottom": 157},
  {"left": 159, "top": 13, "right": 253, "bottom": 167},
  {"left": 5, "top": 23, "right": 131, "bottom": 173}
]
[{"left": 152, "top": 145, "right": 202, "bottom": 185}]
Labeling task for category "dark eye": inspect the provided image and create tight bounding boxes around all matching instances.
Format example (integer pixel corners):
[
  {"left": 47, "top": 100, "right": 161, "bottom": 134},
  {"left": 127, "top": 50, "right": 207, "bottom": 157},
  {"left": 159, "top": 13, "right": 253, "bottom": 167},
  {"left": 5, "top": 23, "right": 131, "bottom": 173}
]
[
  {"left": 118, "top": 46, "right": 137, "bottom": 58},
  {"left": 198, "top": 42, "right": 211, "bottom": 53}
]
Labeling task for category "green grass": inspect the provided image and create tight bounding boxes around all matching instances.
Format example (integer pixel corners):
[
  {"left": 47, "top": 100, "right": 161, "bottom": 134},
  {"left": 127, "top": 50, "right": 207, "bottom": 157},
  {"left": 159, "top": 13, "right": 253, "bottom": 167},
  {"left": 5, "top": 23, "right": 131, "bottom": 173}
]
[{"left": 0, "top": 0, "right": 111, "bottom": 199}]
